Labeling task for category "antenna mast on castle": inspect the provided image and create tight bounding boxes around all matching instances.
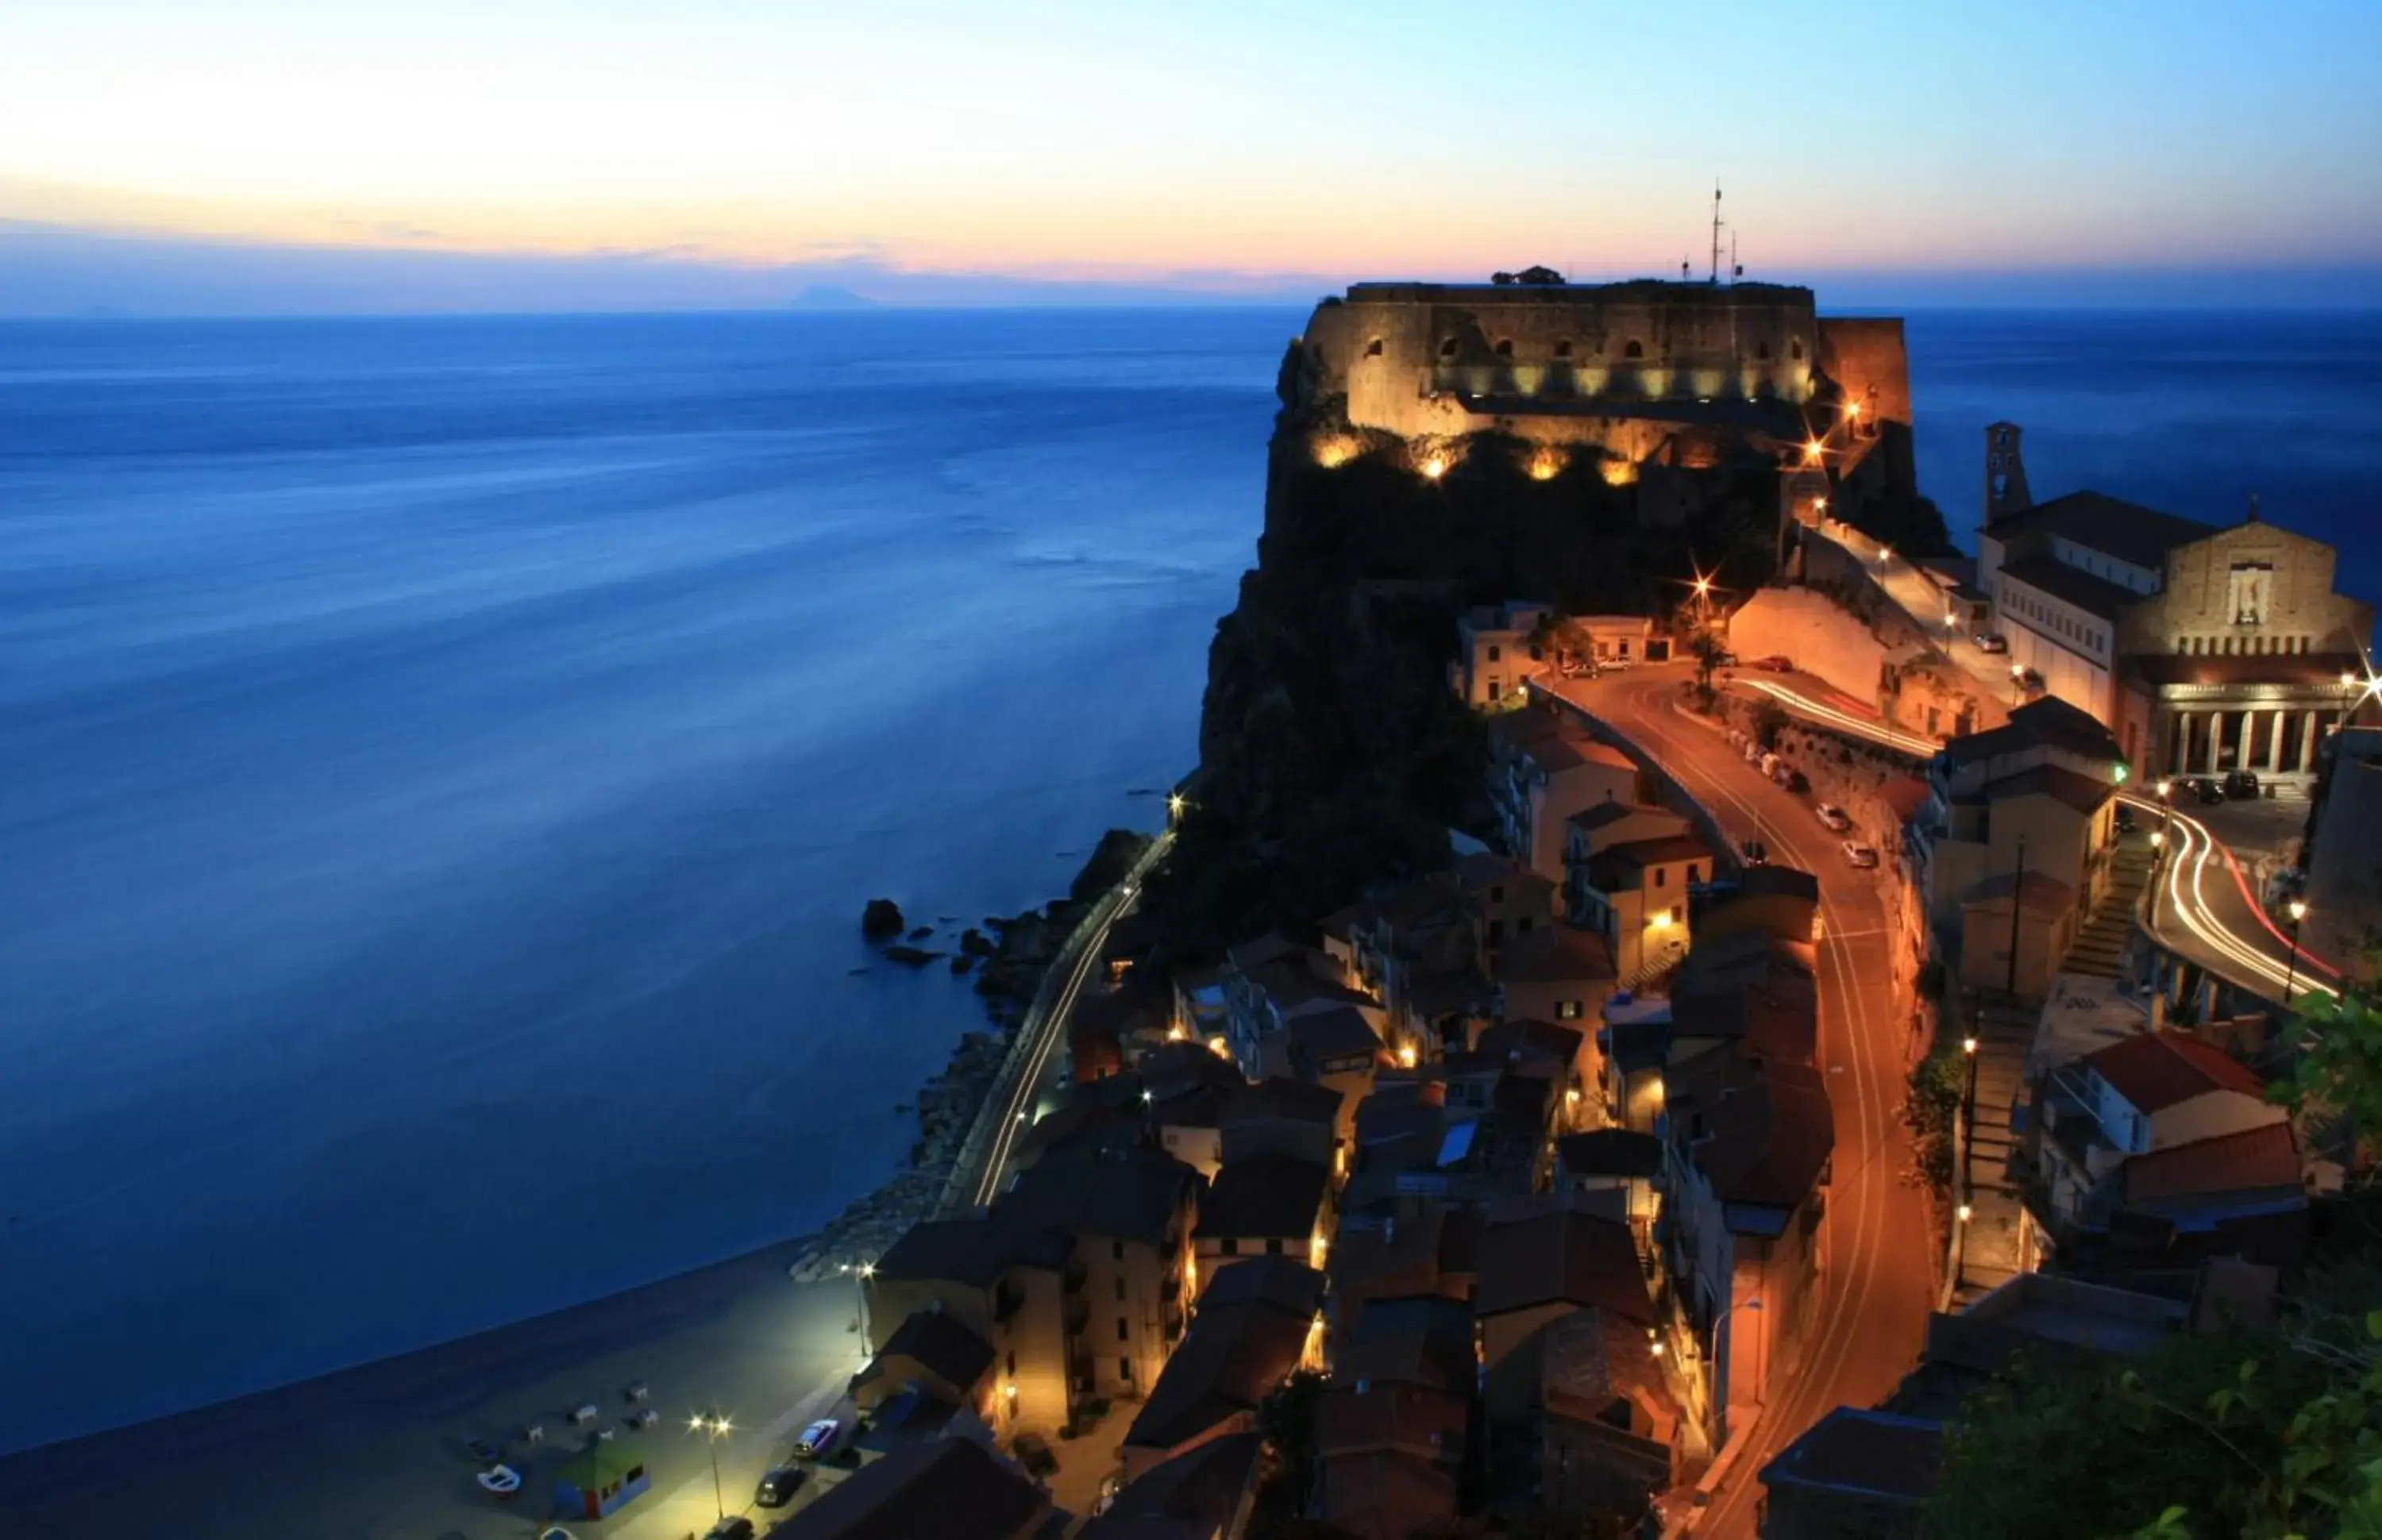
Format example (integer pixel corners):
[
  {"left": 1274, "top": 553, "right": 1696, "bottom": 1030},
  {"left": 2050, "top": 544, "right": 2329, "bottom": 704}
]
[{"left": 1709, "top": 182, "right": 1724, "bottom": 286}]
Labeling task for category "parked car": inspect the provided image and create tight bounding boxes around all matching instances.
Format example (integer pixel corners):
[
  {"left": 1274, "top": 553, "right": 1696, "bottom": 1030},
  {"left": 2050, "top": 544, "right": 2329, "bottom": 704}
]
[
  {"left": 1091, "top": 1473, "right": 1125, "bottom": 1517},
  {"left": 1759, "top": 752, "right": 1782, "bottom": 778},
  {"left": 1973, "top": 632, "right": 2009, "bottom": 653},
  {"left": 1784, "top": 768, "right": 1810, "bottom": 795},
  {"left": 793, "top": 1418, "right": 842, "bottom": 1459},
  {"left": 1814, "top": 803, "right": 1853, "bottom": 833},
  {"left": 705, "top": 1519, "right": 756, "bottom": 1540},
  {"left": 2114, "top": 803, "right": 2137, "bottom": 834},
  {"left": 2223, "top": 768, "right": 2262, "bottom": 799},
  {"left": 1740, "top": 838, "right": 1770, "bottom": 867},
  {"left": 1601, "top": 653, "right": 1636, "bottom": 671},
  {"left": 1842, "top": 841, "right": 1880, "bottom": 869},
  {"left": 2192, "top": 777, "right": 2227, "bottom": 805},
  {"left": 755, "top": 1466, "right": 807, "bottom": 1508},
  {"left": 1752, "top": 655, "right": 1794, "bottom": 672},
  {"left": 1741, "top": 739, "right": 1763, "bottom": 765}
]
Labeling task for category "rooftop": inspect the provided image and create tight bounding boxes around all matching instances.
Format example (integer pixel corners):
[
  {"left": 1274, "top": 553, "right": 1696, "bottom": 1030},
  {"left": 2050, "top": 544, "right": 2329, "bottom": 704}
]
[
  {"left": 1555, "top": 1127, "right": 1665, "bottom": 1180},
  {"left": 1672, "top": 1053, "right": 1835, "bottom": 1213},
  {"left": 1346, "top": 276, "right": 1816, "bottom": 306},
  {"left": 874, "top": 1214, "right": 1070, "bottom": 1289},
  {"left": 2085, "top": 1031, "right": 2268, "bottom": 1113},
  {"left": 1759, "top": 1407, "right": 1944, "bottom": 1505},
  {"left": 1471, "top": 1197, "right": 1653, "bottom": 1323},
  {"left": 1987, "top": 488, "right": 2218, "bottom": 570},
  {"left": 1080, "top": 1431, "right": 1262, "bottom": 1540},
  {"left": 1125, "top": 1266, "right": 1320, "bottom": 1453},
  {"left": 2125, "top": 1122, "right": 2301, "bottom": 1206},
  {"left": 770, "top": 1435, "right": 1050, "bottom": 1540},
  {"left": 1289, "top": 1003, "right": 1385, "bottom": 1064},
  {"left": 1497, "top": 922, "right": 1617, "bottom": 985},
  {"left": 1333, "top": 1294, "right": 1478, "bottom": 1394},
  {"left": 853, "top": 1309, "right": 994, "bottom": 1399},
  {"left": 1962, "top": 867, "right": 2078, "bottom": 918},
  {"left": 1945, "top": 694, "right": 2126, "bottom": 769},
  {"left": 1998, "top": 552, "right": 2143, "bottom": 622},
  {"left": 1197, "top": 1154, "right": 1333, "bottom": 1242},
  {"left": 1224, "top": 1076, "right": 1343, "bottom": 1129},
  {"left": 1986, "top": 760, "right": 2120, "bottom": 816},
  {"left": 1004, "top": 1145, "right": 1201, "bottom": 1249}
]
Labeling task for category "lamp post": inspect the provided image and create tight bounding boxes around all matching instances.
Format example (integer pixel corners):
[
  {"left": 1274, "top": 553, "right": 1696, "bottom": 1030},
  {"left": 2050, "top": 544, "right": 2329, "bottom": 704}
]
[
  {"left": 1957, "top": 1034, "right": 1979, "bottom": 1287},
  {"left": 2284, "top": 899, "right": 2309, "bottom": 1003},
  {"left": 2009, "top": 661, "right": 2025, "bottom": 705},
  {"left": 688, "top": 1410, "right": 734, "bottom": 1521}
]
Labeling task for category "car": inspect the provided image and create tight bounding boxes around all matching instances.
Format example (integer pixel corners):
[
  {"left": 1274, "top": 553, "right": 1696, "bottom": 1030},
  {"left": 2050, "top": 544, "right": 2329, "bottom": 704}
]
[
  {"left": 1091, "top": 1473, "right": 1125, "bottom": 1517},
  {"left": 705, "top": 1519, "right": 757, "bottom": 1540},
  {"left": 2223, "top": 768, "right": 2262, "bottom": 799},
  {"left": 793, "top": 1418, "right": 842, "bottom": 1459},
  {"left": 1751, "top": 655, "right": 1794, "bottom": 672},
  {"left": 1741, "top": 739, "right": 1762, "bottom": 765},
  {"left": 475, "top": 1465, "right": 522, "bottom": 1497},
  {"left": 1784, "top": 769, "right": 1810, "bottom": 795},
  {"left": 1601, "top": 653, "right": 1636, "bottom": 671},
  {"left": 2192, "top": 777, "right": 2227, "bottom": 805},
  {"left": 1814, "top": 803, "right": 1852, "bottom": 833},
  {"left": 2114, "top": 804, "right": 2137, "bottom": 834},
  {"left": 1973, "top": 632, "right": 2009, "bottom": 653},
  {"left": 1740, "top": 838, "right": 1770, "bottom": 867},
  {"left": 1759, "top": 751, "right": 1782, "bottom": 777},
  {"left": 756, "top": 1466, "right": 807, "bottom": 1508},
  {"left": 465, "top": 1438, "right": 504, "bottom": 1464},
  {"left": 1842, "top": 841, "right": 1880, "bottom": 869}
]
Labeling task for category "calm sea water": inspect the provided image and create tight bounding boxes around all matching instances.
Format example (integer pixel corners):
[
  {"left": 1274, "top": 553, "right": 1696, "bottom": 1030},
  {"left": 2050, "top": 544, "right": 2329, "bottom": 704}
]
[{"left": 2, "top": 306, "right": 2377, "bottom": 1452}]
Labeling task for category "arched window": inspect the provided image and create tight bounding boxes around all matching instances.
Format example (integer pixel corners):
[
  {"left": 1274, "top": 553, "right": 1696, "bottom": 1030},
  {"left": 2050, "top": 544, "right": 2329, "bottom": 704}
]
[
  {"left": 1790, "top": 340, "right": 1805, "bottom": 360},
  {"left": 1440, "top": 337, "right": 1458, "bottom": 359},
  {"left": 1364, "top": 337, "right": 1384, "bottom": 356},
  {"left": 1624, "top": 340, "right": 1644, "bottom": 360},
  {"left": 1756, "top": 341, "right": 1771, "bottom": 361},
  {"left": 1554, "top": 339, "right": 1573, "bottom": 358},
  {"left": 1494, "top": 339, "right": 1513, "bottom": 357}
]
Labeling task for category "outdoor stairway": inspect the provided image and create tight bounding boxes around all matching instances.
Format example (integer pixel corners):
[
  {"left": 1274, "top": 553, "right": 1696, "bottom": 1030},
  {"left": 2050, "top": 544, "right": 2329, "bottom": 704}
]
[
  {"left": 2063, "top": 841, "right": 2157, "bottom": 980},
  {"left": 1952, "top": 997, "right": 2037, "bottom": 1310}
]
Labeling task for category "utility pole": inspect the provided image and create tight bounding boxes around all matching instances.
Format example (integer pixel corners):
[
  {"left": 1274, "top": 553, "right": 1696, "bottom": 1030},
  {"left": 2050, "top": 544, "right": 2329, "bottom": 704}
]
[{"left": 1709, "top": 182, "right": 1725, "bottom": 286}]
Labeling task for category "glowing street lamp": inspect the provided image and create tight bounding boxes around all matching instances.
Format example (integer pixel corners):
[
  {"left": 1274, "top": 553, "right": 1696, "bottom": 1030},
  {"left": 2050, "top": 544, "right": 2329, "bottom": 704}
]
[
  {"left": 1802, "top": 439, "right": 1825, "bottom": 466},
  {"left": 2284, "top": 898, "right": 2310, "bottom": 1001},
  {"left": 688, "top": 1411, "right": 734, "bottom": 1519},
  {"left": 1420, "top": 455, "right": 1447, "bottom": 480},
  {"left": 1166, "top": 791, "right": 1187, "bottom": 823}
]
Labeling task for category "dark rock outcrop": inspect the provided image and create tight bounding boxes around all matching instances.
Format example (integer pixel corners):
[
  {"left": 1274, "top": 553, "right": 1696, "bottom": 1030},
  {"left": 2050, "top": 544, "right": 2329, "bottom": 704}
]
[
  {"left": 861, "top": 898, "right": 905, "bottom": 939},
  {"left": 883, "top": 944, "right": 942, "bottom": 967}
]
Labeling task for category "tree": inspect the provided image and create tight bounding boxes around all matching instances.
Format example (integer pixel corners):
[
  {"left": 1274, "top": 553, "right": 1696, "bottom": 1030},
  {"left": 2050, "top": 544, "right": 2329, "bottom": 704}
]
[
  {"left": 1752, "top": 700, "right": 1789, "bottom": 752},
  {"left": 2272, "top": 988, "right": 2382, "bottom": 1181},
  {"left": 1689, "top": 630, "right": 1727, "bottom": 695},
  {"left": 1247, "top": 1369, "right": 1327, "bottom": 1538}
]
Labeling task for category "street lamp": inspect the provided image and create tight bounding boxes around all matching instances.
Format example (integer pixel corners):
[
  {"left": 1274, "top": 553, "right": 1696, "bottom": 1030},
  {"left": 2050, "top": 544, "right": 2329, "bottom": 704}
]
[
  {"left": 2284, "top": 899, "right": 2309, "bottom": 1002},
  {"left": 688, "top": 1411, "right": 734, "bottom": 1520},
  {"left": 1956, "top": 1036, "right": 1979, "bottom": 1287},
  {"left": 1166, "top": 791, "right": 1186, "bottom": 822}
]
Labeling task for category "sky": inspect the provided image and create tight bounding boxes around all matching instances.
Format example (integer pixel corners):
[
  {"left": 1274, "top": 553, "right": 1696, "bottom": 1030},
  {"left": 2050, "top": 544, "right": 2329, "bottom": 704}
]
[{"left": 4, "top": 0, "right": 2380, "bottom": 312}]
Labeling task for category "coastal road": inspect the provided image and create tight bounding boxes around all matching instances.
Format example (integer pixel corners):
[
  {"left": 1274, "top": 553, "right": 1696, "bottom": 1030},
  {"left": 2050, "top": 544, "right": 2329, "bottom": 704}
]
[
  {"left": 966, "top": 826, "right": 1175, "bottom": 1209},
  {"left": 1735, "top": 669, "right": 2338, "bottom": 1007},
  {"left": 1544, "top": 667, "right": 1935, "bottom": 1540}
]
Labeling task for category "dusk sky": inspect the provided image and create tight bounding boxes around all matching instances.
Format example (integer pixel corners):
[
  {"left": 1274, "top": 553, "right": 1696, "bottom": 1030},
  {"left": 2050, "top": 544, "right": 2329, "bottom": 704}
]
[{"left": 6, "top": 0, "right": 2381, "bottom": 311}]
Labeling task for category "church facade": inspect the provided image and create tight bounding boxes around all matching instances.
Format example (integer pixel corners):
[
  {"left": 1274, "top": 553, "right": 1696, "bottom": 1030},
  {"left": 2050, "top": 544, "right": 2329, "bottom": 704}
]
[{"left": 1976, "top": 423, "right": 2372, "bottom": 789}]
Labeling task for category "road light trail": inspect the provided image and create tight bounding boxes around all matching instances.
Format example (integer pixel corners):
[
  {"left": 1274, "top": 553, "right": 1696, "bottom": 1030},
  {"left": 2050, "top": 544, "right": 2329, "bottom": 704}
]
[{"left": 1732, "top": 676, "right": 1940, "bottom": 758}]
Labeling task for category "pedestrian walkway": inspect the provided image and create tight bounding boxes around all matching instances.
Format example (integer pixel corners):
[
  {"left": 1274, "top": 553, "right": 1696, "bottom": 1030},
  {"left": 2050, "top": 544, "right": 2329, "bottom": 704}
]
[
  {"left": 2064, "top": 837, "right": 2156, "bottom": 980},
  {"left": 1948, "top": 994, "right": 2036, "bottom": 1309}
]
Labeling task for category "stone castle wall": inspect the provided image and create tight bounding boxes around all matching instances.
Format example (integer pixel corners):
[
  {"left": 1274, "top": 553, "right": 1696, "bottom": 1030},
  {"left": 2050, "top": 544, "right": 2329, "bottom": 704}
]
[
  {"left": 1815, "top": 318, "right": 1913, "bottom": 427},
  {"left": 1295, "top": 281, "right": 1842, "bottom": 444}
]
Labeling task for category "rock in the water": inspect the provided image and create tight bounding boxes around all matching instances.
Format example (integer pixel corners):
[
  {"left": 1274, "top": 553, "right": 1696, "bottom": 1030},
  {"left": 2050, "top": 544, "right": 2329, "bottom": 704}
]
[
  {"left": 907, "top": 925, "right": 933, "bottom": 941},
  {"left": 959, "top": 928, "right": 996, "bottom": 957},
  {"left": 950, "top": 955, "right": 976, "bottom": 975},
  {"left": 861, "top": 898, "right": 905, "bottom": 938},
  {"left": 883, "top": 944, "right": 942, "bottom": 967}
]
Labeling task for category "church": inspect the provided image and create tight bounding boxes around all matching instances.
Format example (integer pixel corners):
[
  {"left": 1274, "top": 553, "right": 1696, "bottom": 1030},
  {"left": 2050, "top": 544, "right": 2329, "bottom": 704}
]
[{"left": 1976, "top": 422, "right": 2373, "bottom": 790}]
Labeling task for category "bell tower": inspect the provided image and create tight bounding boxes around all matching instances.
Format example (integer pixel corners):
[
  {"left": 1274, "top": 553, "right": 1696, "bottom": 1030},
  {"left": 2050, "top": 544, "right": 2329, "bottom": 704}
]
[{"left": 1983, "top": 421, "right": 2031, "bottom": 531}]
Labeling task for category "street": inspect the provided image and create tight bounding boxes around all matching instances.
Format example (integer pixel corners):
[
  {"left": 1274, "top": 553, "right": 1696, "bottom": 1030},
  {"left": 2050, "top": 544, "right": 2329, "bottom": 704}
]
[{"left": 1544, "top": 667, "right": 1936, "bottom": 1540}]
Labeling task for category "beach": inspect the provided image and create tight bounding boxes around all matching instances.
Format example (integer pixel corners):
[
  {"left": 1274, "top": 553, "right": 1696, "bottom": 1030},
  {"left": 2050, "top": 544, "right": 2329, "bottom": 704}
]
[{"left": 0, "top": 1239, "right": 861, "bottom": 1539}]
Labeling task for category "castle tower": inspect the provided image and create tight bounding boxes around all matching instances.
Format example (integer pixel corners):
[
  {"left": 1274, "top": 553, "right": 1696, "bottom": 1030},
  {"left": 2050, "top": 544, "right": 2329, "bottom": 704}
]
[{"left": 1983, "top": 421, "right": 2031, "bottom": 531}]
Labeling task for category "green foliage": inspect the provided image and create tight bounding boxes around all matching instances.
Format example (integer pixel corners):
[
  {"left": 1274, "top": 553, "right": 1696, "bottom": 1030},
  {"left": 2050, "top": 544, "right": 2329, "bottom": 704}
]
[
  {"left": 2272, "top": 990, "right": 2382, "bottom": 1175},
  {"left": 1753, "top": 700, "right": 1790, "bottom": 752},
  {"left": 1247, "top": 1369, "right": 1327, "bottom": 1537},
  {"left": 1689, "top": 630, "right": 1727, "bottom": 693},
  {"left": 1906, "top": 1053, "right": 1964, "bottom": 1195}
]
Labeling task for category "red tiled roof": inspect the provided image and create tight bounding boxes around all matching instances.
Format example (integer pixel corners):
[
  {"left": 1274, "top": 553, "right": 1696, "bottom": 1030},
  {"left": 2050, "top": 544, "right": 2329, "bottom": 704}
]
[
  {"left": 2087, "top": 1032, "right": 2266, "bottom": 1113},
  {"left": 2125, "top": 1121, "right": 2300, "bottom": 1205},
  {"left": 1471, "top": 1199, "right": 1653, "bottom": 1323}
]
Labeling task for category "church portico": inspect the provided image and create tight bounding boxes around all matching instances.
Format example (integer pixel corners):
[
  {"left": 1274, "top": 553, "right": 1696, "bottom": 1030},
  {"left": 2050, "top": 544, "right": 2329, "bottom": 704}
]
[{"left": 2150, "top": 677, "right": 2361, "bottom": 789}]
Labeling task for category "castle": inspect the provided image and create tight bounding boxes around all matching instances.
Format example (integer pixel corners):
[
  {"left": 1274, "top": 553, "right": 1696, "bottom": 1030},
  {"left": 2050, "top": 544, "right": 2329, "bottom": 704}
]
[{"left": 1279, "top": 273, "right": 1912, "bottom": 499}]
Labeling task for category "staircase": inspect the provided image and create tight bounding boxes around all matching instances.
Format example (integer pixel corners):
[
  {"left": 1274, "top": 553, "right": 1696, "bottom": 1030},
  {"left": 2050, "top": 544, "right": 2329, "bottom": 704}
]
[
  {"left": 2062, "top": 839, "right": 2156, "bottom": 980},
  {"left": 1952, "top": 996, "right": 2037, "bottom": 1309}
]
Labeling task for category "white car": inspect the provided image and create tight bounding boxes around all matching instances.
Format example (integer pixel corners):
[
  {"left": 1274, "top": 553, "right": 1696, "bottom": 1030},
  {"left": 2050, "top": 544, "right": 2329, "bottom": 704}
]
[
  {"left": 794, "top": 1417, "right": 842, "bottom": 1458},
  {"left": 1974, "top": 633, "right": 2009, "bottom": 653},
  {"left": 1814, "top": 803, "right": 1852, "bottom": 834},
  {"left": 1841, "top": 841, "right": 1880, "bottom": 869}
]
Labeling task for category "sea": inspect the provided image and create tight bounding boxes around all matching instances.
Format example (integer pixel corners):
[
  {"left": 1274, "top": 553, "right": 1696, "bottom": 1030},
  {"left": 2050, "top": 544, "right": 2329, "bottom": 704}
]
[{"left": 2, "top": 306, "right": 2378, "bottom": 1454}]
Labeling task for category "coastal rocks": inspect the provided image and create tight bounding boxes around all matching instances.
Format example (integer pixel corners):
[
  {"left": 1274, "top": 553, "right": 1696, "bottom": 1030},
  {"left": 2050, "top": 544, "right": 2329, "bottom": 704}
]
[
  {"left": 959, "top": 928, "right": 995, "bottom": 958},
  {"left": 906, "top": 925, "right": 933, "bottom": 941},
  {"left": 861, "top": 898, "right": 905, "bottom": 939},
  {"left": 950, "top": 955, "right": 975, "bottom": 975},
  {"left": 882, "top": 944, "right": 942, "bottom": 967}
]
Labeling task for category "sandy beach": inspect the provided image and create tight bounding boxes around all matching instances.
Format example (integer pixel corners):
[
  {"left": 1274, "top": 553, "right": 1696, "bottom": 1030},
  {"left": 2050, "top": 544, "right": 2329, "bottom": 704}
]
[{"left": 0, "top": 1239, "right": 866, "bottom": 1540}]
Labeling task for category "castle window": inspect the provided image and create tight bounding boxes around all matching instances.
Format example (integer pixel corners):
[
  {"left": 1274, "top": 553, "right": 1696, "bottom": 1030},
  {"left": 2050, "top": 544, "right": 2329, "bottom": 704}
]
[
  {"left": 1365, "top": 337, "right": 1383, "bottom": 356},
  {"left": 1554, "top": 339, "right": 1573, "bottom": 358},
  {"left": 1494, "top": 339, "right": 1513, "bottom": 357},
  {"left": 1440, "top": 338, "right": 1457, "bottom": 358},
  {"left": 1623, "top": 341, "right": 1644, "bottom": 360},
  {"left": 1790, "top": 340, "right": 1804, "bottom": 360},
  {"left": 1756, "top": 341, "right": 1771, "bottom": 360}
]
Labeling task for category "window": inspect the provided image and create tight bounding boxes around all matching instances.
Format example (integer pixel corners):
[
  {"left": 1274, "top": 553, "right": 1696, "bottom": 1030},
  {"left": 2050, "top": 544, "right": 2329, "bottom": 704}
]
[
  {"left": 1494, "top": 338, "right": 1513, "bottom": 357},
  {"left": 1112, "top": 1240, "right": 1124, "bottom": 1261},
  {"left": 1487, "top": 644, "right": 1501, "bottom": 661},
  {"left": 1669, "top": 906, "right": 1682, "bottom": 925},
  {"left": 1490, "top": 884, "right": 1505, "bottom": 903},
  {"left": 1655, "top": 868, "right": 1667, "bottom": 888},
  {"left": 1116, "top": 1318, "right": 1129, "bottom": 1342},
  {"left": 1554, "top": 339, "right": 1573, "bottom": 358},
  {"left": 1487, "top": 680, "right": 1501, "bottom": 701},
  {"left": 1556, "top": 1000, "right": 1583, "bottom": 1021},
  {"left": 1517, "top": 914, "right": 1534, "bottom": 934},
  {"left": 1687, "top": 864, "right": 1702, "bottom": 884},
  {"left": 1440, "top": 337, "right": 1458, "bottom": 358},
  {"left": 1623, "top": 340, "right": 1644, "bottom": 360},
  {"left": 1365, "top": 337, "right": 1384, "bottom": 356},
  {"left": 1756, "top": 341, "right": 1771, "bottom": 360},
  {"left": 1113, "top": 1277, "right": 1125, "bottom": 1301},
  {"left": 1120, "top": 1357, "right": 1134, "bottom": 1382}
]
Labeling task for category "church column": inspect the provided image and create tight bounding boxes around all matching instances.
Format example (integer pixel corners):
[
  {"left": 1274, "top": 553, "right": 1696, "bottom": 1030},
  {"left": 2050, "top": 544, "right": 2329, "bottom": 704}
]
[
  {"left": 2169, "top": 710, "right": 2191, "bottom": 776},
  {"left": 2301, "top": 709, "right": 2322, "bottom": 775},
  {"left": 2268, "top": 710, "right": 2287, "bottom": 776},
  {"left": 2205, "top": 709, "right": 2226, "bottom": 776}
]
